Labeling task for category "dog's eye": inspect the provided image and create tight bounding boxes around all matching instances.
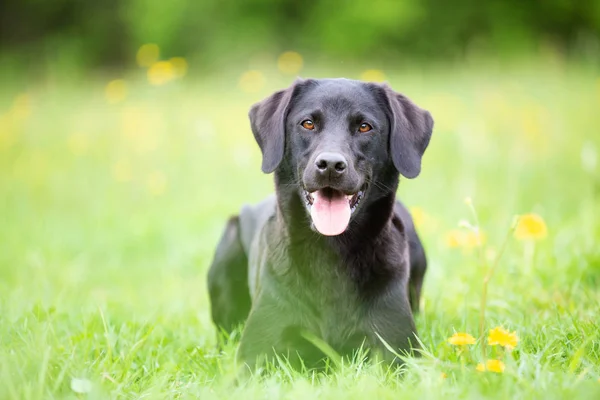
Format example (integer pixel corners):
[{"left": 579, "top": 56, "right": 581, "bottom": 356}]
[
  {"left": 301, "top": 120, "right": 315, "bottom": 130},
  {"left": 359, "top": 123, "right": 372, "bottom": 133}
]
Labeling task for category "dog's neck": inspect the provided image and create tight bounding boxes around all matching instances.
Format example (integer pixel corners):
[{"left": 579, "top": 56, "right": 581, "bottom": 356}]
[{"left": 273, "top": 168, "right": 400, "bottom": 250}]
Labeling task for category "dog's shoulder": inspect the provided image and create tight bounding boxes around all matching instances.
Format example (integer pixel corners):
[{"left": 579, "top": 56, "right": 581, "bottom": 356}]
[
  {"left": 239, "top": 194, "right": 277, "bottom": 254},
  {"left": 392, "top": 199, "right": 416, "bottom": 233}
]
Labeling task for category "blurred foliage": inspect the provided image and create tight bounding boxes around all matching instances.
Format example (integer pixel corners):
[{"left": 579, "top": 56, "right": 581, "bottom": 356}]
[{"left": 1, "top": 0, "right": 600, "bottom": 73}]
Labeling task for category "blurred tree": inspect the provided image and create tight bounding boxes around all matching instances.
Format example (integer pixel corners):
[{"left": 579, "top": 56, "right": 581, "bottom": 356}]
[{"left": 0, "top": 0, "right": 599, "bottom": 70}]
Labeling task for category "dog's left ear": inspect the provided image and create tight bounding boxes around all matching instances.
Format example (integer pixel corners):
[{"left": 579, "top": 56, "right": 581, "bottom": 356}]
[
  {"left": 249, "top": 78, "right": 308, "bottom": 173},
  {"left": 379, "top": 84, "right": 434, "bottom": 179}
]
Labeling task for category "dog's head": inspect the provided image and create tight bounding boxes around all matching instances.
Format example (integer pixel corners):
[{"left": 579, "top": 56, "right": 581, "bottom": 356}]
[{"left": 249, "top": 78, "right": 433, "bottom": 236}]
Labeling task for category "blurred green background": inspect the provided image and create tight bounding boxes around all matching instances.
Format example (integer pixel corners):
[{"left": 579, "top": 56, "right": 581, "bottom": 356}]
[
  {"left": 1, "top": 0, "right": 600, "bottom": 75},
  {"left": 1, "top": 1, "right": 600, "bottom": 399}
]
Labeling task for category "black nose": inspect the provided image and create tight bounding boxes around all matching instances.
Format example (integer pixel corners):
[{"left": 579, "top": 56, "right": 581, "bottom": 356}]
[{"left": 315, "top": 152, "right": 347, "bottom": 175}]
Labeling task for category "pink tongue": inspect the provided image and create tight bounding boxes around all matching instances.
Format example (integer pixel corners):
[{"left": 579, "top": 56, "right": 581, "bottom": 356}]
[{"left": 310, "top": 190, "right": 351, "bottom": 236}]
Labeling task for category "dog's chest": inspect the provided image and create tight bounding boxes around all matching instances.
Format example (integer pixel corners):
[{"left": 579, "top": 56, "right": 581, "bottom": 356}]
[{"left": 279, "top": 249, "right": 368, "bottom": 341}]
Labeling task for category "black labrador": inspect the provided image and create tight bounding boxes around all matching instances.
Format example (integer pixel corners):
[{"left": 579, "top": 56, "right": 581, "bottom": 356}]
[{"left": 208, "top": 78, "right": 433, "bottom": 369}]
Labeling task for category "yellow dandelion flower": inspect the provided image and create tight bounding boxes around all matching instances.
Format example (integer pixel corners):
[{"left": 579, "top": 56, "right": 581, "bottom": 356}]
[
  {"left": 447, "top": 332, "right": 476, "bottom": 346},
  {"left": 360, "top": 69, "right": 386, "bottom": 83},
  {"left": 476, "top": 359, "right": 505, "bottom": 373},
  {"left": 277, "top": 51, "right": 303, "bottom": 74},
  {"left": 409, "top": 206, "right": 426, "bottom": 230},
  {"left": 137, "top": 43, "right": 160, "bottom": 67},
  {"left": 146, "top": 171, "right": 167, "bottom": 196},
  {"left": 440, "top": 372, "right": 448, "bottom": 379},
  {"left": 239, "top": 70, "right": 265, "bottom": 93},
  {"left": 169, "top": 57, "right": 188, "bottom": 78},
  {"left": 105, "top": 79, "right": 127, "bottom": 104},
  {"left": 147, "top": 61, "right": 176, "bottom": 86},
  {"left": 445, "top": 229, "right": 464, "bottom": 248},
  {"left": 514, "top": 213, "right": 547, "bottom": 241},
  {"left": 488, "top": 326, "right": 519, "bottom": 349},
  {"left": 445, "top": 229, "right": 486, "bottom": 249},
  {"left": 465, "top": 230, "right": 485, "bottom": 248}
]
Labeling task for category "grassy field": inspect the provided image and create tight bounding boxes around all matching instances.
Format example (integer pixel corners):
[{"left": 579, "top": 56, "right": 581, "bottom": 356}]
[{"left": 1, "top": 58, "right": 600, "bottom": 399}]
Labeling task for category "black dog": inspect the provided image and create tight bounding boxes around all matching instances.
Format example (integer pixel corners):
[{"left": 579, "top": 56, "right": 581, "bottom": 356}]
[{"left": 208, "top": 78, "right": 433, "bottom": 368}]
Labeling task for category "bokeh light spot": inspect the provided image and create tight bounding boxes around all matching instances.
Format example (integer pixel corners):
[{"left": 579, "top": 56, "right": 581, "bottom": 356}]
[
  {"left": 0, "top": 114, "right": 15, "bottom": 150},
  {"left": 148, "top": 61, "right": 175, "bottom": 86},
  {"left": 11, "top": 93, "right": 31, "bottom": 120},
  {"left": 170, "top": 57, "right": 188, "bottom": 78},
  {"left": 277, "top": 51, "right": 304, "bottom": 75},
  {"left": 360, "top": 69, "right": 386, "bottom": 82},
  {"left": 581, "top": 141, "right": 598, "bottom": 173},
  {"left": 105, "top": 79, "right": 128, "bottom": 104},
  {"left": 137, "top": 44, "right": 160, "bottom": 67},
  {"left": 239, "top": 70, "right": 265, "bottom": 93}
]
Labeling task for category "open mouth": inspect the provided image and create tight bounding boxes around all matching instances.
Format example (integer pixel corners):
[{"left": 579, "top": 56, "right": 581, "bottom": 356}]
[
  {"left": 303, "top": 187, "right": 364, "bottom": 213},
  {"left": 302, "top": 186, "right": 366, "bottom": 236}
]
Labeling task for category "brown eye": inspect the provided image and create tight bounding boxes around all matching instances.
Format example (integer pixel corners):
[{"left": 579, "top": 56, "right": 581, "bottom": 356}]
[
  {"left": 301, "top": 120, "right": 315, "bottom": 130},
  {"left": 359, "top": 123, "right": 372, "bottom": 133}
]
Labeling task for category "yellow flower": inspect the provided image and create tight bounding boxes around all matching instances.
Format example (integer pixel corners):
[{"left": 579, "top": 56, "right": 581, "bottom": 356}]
[
  {"left": 147, "top": 61, "right": 175, "bottom": 86},
  {"left": 277, "top": 51, "right": 303, "bottom": 74},
  {"left": 105, "top": 79, "right": 127, "bottom": 104},
  {"left": 445, "top": 229, "right": 463, "bottom": 248},
  {"left": 514, "top": 213, "right": 547, "bottom": 241},
  {"left": 445, "top": 229, "right": 486, "bottom": 249},
  {"left": 409, "top": 207, "right": 426, "bottom": 230},
  {"left": 465, "top": 230, "right": 486, "bottom": 248},
  {"left": 476, "top": 359, "right": 505, "bottom": 373},
  {"left": 447, "top": 332, "right": 476, "bottom": 346},
  {"left": 239, "top": 70, "right": 265, "bottom": 93},
  {"left": 488, "top": 326, "right": 518, "bottom": 349},
  {"left": 360, "top": 69, "right": 386, "bottom": 82},
  {"left": 440, "top": 372, "right": 448, "bottom": 379},
  {"left": 137, "top": 43, "right": 160, "bottom": 67}
]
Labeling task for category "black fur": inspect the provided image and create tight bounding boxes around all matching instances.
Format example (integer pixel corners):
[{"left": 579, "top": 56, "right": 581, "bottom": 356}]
[{"left": 207, "top": 78, "right": 433, "bottom": 369}]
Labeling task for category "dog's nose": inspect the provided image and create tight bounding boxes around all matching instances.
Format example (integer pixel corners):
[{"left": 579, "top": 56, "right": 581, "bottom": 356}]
[{"left": 315, "top": 152, "right": 347, "bottom": 175}]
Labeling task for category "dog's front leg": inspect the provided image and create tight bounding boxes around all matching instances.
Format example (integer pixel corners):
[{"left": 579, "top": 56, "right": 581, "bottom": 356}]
[
  {"left": 236, "top": 291, "right": 302, "bottom": 372},
  {"left": 366, "top": 286, "right": 420, "bottom": 365}
]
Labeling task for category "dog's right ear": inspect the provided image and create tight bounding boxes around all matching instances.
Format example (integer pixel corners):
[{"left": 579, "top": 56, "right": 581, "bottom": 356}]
[{"left": 249, "top": 78, "right": 306, "bottom": 173}]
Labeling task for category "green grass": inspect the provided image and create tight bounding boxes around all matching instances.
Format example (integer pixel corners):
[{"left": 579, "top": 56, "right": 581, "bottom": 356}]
[{"left": 1, "top": 59, "right": 600, "bottom": 399}]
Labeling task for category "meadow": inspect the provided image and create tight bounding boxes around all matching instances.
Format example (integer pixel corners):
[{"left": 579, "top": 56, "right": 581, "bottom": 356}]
[{"left": 1, "top": 56, "right": 599, "bottom": 399}]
